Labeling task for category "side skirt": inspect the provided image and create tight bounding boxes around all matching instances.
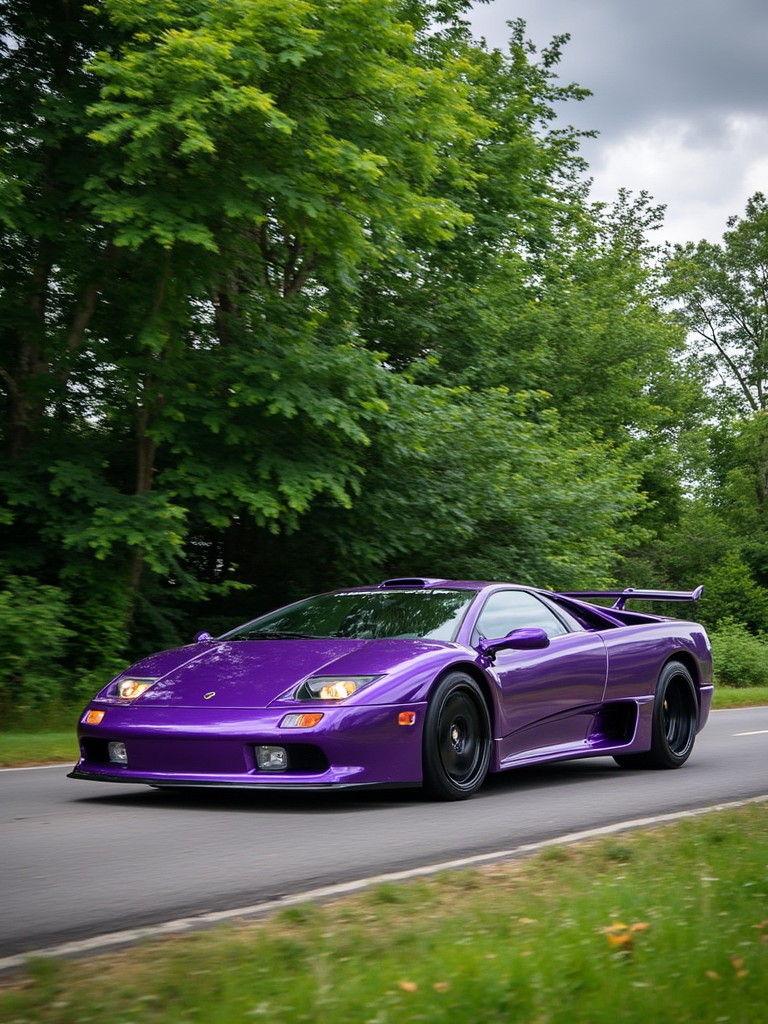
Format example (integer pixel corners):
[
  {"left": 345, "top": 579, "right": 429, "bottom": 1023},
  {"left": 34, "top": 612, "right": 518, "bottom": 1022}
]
[{"left": 493, "top": 700, "right": 653, "bottom": 772}]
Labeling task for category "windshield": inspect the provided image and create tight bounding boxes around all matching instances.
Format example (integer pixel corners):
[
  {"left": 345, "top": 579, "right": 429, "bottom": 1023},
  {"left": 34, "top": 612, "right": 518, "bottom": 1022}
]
[{"left": 222, "top": 589, "right": 476, "bottom": 642}]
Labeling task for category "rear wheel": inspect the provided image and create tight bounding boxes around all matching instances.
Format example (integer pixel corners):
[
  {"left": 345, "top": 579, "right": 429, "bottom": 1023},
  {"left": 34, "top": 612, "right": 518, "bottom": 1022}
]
[
  {"left": 422, "top": 673, "right": 491, "bottom": 800},
  {"left": 614, "top": 661, "right": 698, "bottom": 770}
]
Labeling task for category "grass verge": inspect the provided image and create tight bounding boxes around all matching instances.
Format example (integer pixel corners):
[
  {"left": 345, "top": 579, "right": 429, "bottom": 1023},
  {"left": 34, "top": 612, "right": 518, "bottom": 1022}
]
[
  {"left": 712, "top": 683, "right": 768, "bottom": 708},
  {"left": 0, "top": 732, "right": 79, "bottom": 767},
  {"left": 1, "top": 801, "right": 767, "bottom": 1022},
  {"left": 2, "top": 686, "right": 766, "bottom": 768}
]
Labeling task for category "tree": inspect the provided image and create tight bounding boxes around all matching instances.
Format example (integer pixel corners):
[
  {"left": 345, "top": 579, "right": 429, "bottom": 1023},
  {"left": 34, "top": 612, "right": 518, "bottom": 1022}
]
[
  {"left": 210, "top": 383, "right": 648, "bottom": 620},
  {"left": 322, "top": 385, "right": 648, "bottom": 591},
  {"left": 636, "top": 195, "right": 768, "bottom": 634},
  {"left": 0, "top": 3, "right": 682, "bottom": 690},
  {"left": 357, "top": 20, "right": 594, "bottom": 375},
  {"left": 665, "top": 192, "right": 768, "bottom": 415},
  {"left": 0, "top": 0, "right": 487, "bottom": 666},
  {"left": 0, "top": 1, "right": 118, "bottom": 458}
]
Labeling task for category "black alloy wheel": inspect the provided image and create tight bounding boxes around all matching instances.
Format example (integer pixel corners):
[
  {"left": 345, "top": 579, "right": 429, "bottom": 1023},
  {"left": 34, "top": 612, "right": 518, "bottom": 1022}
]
[{"left": 422, "top": 672, "right": 492, "bottom": 800}]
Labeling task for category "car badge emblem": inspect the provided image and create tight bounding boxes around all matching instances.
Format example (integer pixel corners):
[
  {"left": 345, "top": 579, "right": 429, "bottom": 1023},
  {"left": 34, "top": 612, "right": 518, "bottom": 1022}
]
[{"left": 203, "top": 691, "right": 216, "bottom": 700}]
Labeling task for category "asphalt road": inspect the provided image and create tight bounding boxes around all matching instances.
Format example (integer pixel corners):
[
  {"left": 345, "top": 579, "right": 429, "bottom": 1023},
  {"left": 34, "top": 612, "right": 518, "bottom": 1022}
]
[{"left": 2, "top": 706, "right": 767, "bottom": 960}]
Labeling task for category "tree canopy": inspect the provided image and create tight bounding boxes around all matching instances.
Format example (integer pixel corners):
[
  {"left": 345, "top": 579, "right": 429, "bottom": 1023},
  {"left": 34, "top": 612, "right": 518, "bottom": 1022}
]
[{"left": 3, "top": 0, "right": 754, "bottom": 708}]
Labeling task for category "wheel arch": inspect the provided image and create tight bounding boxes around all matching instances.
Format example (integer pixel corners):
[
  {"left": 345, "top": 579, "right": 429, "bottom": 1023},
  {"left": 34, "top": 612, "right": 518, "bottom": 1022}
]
[
  {"left": 663, "top": 650, "right": 702, "bottom": 702},
  {"left": 430, "top": 661, "right": 497, "bottom": 731}
]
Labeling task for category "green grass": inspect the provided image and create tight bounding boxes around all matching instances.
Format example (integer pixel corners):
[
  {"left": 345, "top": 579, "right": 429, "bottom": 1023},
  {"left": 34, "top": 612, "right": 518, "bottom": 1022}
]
[
  {"left": 1, "top": 802, "right": 766, "bottom": 1022},
  {"left": 0, "top": 732, "right": 79, "bottom": 767},
  {"left": 0, "top": 686, "right": 765, "bottom": 767},
  {"left": 0, "top": 705, "right": 81, "bottom": 766},
  {"left": 712, "top": 683, "right": 768, "bottom": 708}
]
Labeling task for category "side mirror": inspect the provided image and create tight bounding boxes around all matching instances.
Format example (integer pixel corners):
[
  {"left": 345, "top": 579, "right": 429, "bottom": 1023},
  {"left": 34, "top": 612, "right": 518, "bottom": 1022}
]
[
  {"left": 476, "top": 627, "right": 550, "bottom": 658},
  {"left": 194, "top": 630, "right": 215, "bottom": 643}
]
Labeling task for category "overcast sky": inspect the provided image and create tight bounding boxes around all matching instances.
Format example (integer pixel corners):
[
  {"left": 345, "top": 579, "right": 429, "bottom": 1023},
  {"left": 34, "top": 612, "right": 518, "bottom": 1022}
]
[{"left": 469, "top": 0, "right": 768, "bottom": 246}]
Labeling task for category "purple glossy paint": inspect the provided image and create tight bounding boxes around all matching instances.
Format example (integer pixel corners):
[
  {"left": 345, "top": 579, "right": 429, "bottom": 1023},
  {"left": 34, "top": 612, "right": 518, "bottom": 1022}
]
[{"left": 70, "top": 580, "right": 712, "bottom": 800}]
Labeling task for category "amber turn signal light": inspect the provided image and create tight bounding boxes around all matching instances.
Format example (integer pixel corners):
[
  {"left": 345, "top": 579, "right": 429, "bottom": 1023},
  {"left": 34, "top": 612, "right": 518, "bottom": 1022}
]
[
  {"left": 398, "top": 711, "right": 416, "bottom": 726},
  {"left": 280, "top": 713, "right": 324, "bottom": 729}
]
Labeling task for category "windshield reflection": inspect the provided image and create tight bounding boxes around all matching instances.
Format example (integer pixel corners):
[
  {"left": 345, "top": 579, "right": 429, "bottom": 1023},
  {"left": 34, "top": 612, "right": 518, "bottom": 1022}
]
[{"left": 222, "top": 589, "right": 476, "bottom": 642}]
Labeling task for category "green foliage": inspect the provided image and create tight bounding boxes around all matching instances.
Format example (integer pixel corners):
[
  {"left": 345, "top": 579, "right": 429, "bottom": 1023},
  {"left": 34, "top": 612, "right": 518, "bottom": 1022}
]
[
  {"left": 651, "top": 413, "right": 768, "bottom": 637},
  {"left": 505, "top": 191, "right": 686, "bottom": 441},
  {"left": 321, "top": 385, "right": 647, "bottom": 589},
  {"left": 698, "top": 553, "right": 768, "bottom": 634},
  {"left": 0, "top": 1, "right": 713, "bottom": 678},
  {"left": 663, "top": 191, "right": 768, "bottom": 634},
  {"left": 620, "top": 196, "right": 768, "bottom": 624},
  {"left": 709, "top": 619, "right": 768, "bottom": 688},
  {"left": 152, "top": 295, "right": 390, "bottom": 530},
  {"left": 708, "top": 414, "right": 768, "bottom": 553},
  {"left": 665, "top": 192, "right": 768, "bottom": 415},
  {"left": 87, "top": 0, "right": 478, "bottom": 268},
  {"left": 0, "top": 576, "right": 73, "bottom": 711},
  {"left": 357, "top": 21, "right": 595, "bottom": 374},
  {"left": 633, "top": 503, "right": 768, "bottom": 638}
]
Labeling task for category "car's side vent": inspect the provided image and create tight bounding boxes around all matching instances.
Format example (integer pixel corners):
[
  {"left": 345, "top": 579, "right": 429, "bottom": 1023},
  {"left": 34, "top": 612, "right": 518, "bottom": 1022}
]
[
  {"left": 592, "top": 702, "right": 637, "bottom": 745},
  {"left": 378, "top": 577, "right": 446, "bottom": 588}
]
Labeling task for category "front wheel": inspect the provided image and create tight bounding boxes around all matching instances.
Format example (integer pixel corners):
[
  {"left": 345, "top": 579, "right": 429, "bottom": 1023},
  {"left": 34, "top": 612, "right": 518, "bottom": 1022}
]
[
  {"left": 614, "top": 661, "right": 698, "bottom": 770},
  {"left": 422, "top": 673, "right": 491, "bottom": 800}
]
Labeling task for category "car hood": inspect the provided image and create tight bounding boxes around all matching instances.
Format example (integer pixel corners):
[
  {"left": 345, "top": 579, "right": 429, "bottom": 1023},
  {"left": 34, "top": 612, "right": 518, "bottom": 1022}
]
[{"left": 109, "top": 637, "right": 460, "bottom": 709}]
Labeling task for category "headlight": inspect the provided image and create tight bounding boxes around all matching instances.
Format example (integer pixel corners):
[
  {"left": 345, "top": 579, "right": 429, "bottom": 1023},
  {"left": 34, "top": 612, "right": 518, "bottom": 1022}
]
[
  {"left": 112, "top": 677, "right": 158, "bottom": 700},
  {"left": 296, "top": 675, "right": 380, "bottom": 701}
]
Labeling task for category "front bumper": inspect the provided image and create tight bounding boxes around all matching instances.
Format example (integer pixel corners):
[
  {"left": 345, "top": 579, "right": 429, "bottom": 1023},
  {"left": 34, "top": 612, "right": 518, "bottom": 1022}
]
[
  {"left": 70, "top": 702, "right": 426, "bottom": 789},
  {"left": 67, "top": 768, "right": 419, "bottom": 791}
]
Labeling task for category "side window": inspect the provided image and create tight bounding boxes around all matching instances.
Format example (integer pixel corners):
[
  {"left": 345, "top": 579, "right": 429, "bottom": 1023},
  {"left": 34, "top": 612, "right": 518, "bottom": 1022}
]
[{"left": 473, "top": 590, "right": 570, "bottom": 643}]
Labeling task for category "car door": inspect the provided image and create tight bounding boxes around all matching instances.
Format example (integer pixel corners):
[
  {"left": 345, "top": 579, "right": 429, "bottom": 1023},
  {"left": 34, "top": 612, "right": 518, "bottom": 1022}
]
[{"left": 473, "top": 590, "right": 608, "bottom": 763}]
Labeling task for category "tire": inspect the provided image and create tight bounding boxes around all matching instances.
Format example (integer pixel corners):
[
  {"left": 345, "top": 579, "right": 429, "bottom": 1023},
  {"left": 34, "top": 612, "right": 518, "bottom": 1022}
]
[
  {"left": 614, "top": 661, "right": 698, "bottom": 770},
  {"left": 422, "top": 672, "right": 491, "bottom": 800}
]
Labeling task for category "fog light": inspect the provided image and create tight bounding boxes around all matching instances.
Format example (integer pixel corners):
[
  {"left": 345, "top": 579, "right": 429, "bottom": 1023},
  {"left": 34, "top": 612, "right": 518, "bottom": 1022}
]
[
  {"left": 256, "top": 745, "right": 288, "bottom": 771},
  {"left": 108, "top": 741, "right": 128, "bottom": 764}
]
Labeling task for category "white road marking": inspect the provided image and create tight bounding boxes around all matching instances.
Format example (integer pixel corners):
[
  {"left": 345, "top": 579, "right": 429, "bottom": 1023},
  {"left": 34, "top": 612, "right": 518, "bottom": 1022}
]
[
  {"left": 734, "top": 729, "right": 768, "bottom": 736},
  {"left": 710, "top": 705, "right": 768, "bottom": 711},
  {"left": 1, "top": 792, "right": 766, "bottom": 974},
  {"left": 0, "top": 763, "right": 73, "bottom": 772}
]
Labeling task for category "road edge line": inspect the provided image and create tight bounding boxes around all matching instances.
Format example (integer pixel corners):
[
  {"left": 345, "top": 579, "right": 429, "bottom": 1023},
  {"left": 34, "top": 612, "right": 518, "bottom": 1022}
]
[{"left": 2, "top": 792, "right": 767, "bottom": 974}]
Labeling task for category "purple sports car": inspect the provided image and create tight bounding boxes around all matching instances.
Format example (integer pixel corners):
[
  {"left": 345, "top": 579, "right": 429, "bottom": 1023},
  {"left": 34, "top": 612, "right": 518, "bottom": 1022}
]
[{"left": 69, "top": 578, "right": 713, "bottom": 800}]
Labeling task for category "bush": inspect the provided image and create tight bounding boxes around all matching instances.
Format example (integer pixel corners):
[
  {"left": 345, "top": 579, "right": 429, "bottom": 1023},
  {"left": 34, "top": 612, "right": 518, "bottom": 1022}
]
[
  {"left": 0, "top": 575, "right": 74, "bottom": 712},
  {"left": 698, "top": 553, "right": 768, "bottom": 634},
  {"left": 709, "top": 619, "right": 768, "bottom": 687}
]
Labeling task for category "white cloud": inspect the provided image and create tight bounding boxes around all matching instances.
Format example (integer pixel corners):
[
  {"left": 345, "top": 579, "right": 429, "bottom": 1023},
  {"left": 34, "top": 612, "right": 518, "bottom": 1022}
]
[
  {"left": 468, "top": 1, "right": 768, "bottom": 246},
  {"left": 587, "top": 115, "right": 768, "bottom": 245}
]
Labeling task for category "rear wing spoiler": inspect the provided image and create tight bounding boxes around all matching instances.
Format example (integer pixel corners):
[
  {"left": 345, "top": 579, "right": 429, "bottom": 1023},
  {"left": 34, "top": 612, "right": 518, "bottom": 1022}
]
[{"left": 558, "top": 586, "right": 703, "bottom": 612}]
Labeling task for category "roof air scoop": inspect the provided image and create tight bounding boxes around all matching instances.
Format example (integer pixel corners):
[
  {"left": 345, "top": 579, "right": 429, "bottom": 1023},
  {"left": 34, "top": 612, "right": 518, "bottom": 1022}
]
[{"left": 378, "top": 577, "right": 447, "bottom": 588}]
